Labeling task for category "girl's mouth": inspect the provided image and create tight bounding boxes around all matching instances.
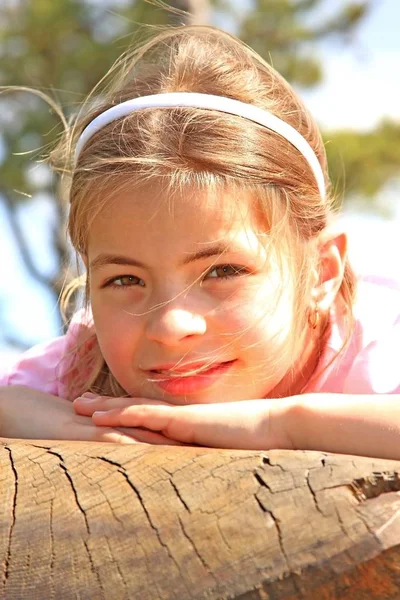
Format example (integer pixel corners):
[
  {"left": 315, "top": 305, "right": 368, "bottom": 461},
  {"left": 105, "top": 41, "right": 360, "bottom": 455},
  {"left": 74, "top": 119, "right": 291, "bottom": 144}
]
[{"left": 147, "top": 360, "right": 237, "bottom": 395}]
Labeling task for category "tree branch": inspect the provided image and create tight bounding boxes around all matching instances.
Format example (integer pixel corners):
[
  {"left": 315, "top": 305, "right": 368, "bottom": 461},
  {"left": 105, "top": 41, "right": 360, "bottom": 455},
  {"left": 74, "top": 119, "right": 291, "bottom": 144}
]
[{"left": 0, "top": 187, "right": 52, "bottom": 289}]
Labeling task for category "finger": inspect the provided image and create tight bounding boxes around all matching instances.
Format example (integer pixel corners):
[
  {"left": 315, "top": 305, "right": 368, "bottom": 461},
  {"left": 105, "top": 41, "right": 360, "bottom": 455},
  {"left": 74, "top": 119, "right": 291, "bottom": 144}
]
[
  {"left": 115, "top": 427, "right": 185, "bottom": 446},
  {"left": 93, "top": 405, "right": 207, "bottom": 445},
  {"left": 73, "top": 395, "right": 130, "bottom": 416},
  {"left": 73, "top": 395, "right": 171, "bottom": 416},
  {"left": 86, "top": 425, "right": 146, "bottom": 445},
  {"left": 68, "top": 415, "right": 147, "bottom": 445},
  {"left": 92, "top": 401, "right": 272, "bottom": 449},
  {"left": 92, "top": 405, "right": 178, "bottom": 435},
  {"left": 37, "top": 422, "right": 142, "bottom": 445}
]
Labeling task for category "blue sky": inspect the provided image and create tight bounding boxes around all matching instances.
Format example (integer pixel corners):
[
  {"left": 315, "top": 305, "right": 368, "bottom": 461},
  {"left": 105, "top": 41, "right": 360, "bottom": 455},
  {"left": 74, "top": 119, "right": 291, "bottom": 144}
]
[
  {"left": 0, "top": 0, "right": 399, "bottom": 367},
  {"left": 302, "top": 0, "right": 400, "bottom": 130}
]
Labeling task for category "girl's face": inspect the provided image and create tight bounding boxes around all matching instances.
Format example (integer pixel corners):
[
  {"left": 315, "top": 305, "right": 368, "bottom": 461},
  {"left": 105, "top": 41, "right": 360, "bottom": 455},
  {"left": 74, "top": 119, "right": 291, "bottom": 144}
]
[{"left": 86, "top": 185, "right": 316, "bottom": 404}]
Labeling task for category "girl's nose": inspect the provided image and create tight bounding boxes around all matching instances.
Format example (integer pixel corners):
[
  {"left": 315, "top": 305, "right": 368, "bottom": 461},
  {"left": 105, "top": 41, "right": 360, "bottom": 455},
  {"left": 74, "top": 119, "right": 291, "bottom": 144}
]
[{"left": 145, "top": 307, "right": 207, "bottom": 346}]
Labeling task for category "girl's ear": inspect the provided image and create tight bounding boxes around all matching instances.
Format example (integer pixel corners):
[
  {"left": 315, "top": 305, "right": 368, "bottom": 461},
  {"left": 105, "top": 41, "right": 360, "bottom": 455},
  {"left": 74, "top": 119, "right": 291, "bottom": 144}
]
[{"left": 312, "top": 227, "right": 348, "bottom": 312}]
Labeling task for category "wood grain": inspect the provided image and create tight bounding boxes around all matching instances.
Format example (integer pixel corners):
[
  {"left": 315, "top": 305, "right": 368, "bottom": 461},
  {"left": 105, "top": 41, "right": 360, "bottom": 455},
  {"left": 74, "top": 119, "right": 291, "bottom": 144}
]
[{"left": 1, "top": 441, "right": 400, "bottom": 599}]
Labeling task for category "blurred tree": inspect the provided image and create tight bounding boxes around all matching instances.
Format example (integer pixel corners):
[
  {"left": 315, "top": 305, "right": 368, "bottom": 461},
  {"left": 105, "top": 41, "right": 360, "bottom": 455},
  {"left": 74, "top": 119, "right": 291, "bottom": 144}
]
[
  {"left": 239, "top": 0, "right": 372, "bottom": 86},
  {"left": 325, "top": 120, "right": 400, "bottom": 203},
  {"left": 0, "top": 0, "right": 212, "bottom": 339},
  {"left": 0, "top": 0, "right": 398, "bottom": 346}
]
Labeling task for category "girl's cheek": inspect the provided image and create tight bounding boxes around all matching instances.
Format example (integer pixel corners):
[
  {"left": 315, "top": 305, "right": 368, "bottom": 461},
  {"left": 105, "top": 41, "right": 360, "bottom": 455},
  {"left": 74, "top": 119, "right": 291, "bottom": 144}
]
[
  {"left": 218, "top": 306, "right": 269, "bottom": 348},
  {"left": 222, "top": 290, "right": 294, "bottom": 349},
  {"left": 93, "top": 311, "right": 140, "bottom": 360},
  {"left": 221, "top": 286, "right": 273, "bottom": 327},
  {"left": 214, "top": 299, "right": 252, "bottom": 331}
]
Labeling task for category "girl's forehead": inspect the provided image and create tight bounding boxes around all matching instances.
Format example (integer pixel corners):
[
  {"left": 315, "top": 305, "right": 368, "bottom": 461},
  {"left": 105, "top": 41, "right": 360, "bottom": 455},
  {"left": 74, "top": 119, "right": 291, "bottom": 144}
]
[
  {"left": 92, "top": 183, "right": 261, "bottom": 235},
  {"left": 85, "top": 183, "right": 269, "bottom": 261}
]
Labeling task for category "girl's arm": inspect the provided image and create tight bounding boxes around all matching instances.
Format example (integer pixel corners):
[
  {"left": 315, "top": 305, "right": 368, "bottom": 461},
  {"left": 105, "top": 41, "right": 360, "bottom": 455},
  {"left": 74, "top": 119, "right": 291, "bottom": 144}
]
[
  {"left": 288, "top": 393, "right": 400, "bottom": 460},
  {"left": 0, "top": 385, "right": 137, "bottom": 444},
  {"left": 74, "top": 393, "right": 400, "bottom": 459}
]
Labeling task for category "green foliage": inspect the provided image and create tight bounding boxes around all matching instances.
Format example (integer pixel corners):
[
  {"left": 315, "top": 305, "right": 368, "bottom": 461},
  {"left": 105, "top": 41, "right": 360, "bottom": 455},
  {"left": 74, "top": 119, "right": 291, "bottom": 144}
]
[
  {"left": 325, "top": 120, "right": 400, "bottom": 201},
  {"left": 238, "top": 0, "right": 371, "bottom": 87},
  {"left": 0, "top": 0, "right": 205, "bottom": 196},
  {"left": 0, "top": 0, "right": 397, "bottom": 206}
]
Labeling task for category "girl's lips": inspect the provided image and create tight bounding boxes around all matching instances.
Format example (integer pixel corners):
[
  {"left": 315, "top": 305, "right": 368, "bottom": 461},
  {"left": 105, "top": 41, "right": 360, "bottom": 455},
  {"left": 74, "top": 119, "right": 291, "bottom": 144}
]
[
  {"left": 147, "top": 360, "right": 237, "bottom": 395},
  {"left": 146, "top": 359, "right": 225, "bottom": 373}
]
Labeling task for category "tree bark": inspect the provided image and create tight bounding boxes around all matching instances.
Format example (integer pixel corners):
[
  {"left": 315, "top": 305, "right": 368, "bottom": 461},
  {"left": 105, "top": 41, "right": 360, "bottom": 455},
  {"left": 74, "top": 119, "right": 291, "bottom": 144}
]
[{"left": 2, "top": 441, "right": 400, "bottom": 599}]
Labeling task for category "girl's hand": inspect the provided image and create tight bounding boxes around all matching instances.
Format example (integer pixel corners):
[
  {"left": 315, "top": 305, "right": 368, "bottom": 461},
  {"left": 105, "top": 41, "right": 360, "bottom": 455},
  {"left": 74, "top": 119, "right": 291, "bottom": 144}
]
[
  {"left": 0, "top": 385, "right": 140, "bottom": 444},
  {"left": 74, "top": 392, "right": 400, "bottom": 459},
  {"left": 73, "top": 394, "right": 295, "bottom": 449}
]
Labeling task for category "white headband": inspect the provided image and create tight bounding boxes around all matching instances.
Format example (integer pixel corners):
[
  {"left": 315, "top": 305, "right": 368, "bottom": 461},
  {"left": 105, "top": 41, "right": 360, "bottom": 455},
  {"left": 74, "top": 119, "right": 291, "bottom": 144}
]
[{"left": 75, "top": 92, "right": 325, "bottom": 199}]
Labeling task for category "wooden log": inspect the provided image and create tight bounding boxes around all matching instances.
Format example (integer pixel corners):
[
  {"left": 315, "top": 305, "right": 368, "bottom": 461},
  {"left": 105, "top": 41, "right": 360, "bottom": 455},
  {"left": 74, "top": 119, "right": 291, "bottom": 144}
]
[{"left": 1, "top": 441, "right": 400, "bottom": 599}]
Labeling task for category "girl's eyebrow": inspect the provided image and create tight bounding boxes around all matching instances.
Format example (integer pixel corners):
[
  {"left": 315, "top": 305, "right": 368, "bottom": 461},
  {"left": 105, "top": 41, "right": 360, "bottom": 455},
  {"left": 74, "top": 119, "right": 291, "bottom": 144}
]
[{"left": 89, "top": 243, "right": 234, "bottom": 271}]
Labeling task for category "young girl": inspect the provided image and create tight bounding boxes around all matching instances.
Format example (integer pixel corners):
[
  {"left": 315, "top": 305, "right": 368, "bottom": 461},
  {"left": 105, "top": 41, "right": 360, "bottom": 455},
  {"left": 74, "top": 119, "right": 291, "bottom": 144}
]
[{"left": 1, "top": 26, "right": 399, "bottom": 458}]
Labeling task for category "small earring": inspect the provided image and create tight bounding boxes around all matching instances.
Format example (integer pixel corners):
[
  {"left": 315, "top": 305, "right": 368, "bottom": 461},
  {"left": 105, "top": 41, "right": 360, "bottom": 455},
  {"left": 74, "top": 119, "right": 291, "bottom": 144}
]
[{"left": 307, "top": 303, "right": 320, "bottom": 329}]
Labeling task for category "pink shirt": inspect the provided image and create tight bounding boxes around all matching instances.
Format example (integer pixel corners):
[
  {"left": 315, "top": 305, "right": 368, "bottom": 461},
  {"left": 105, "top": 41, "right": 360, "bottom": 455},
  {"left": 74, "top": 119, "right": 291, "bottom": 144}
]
[
  {"left": 305, "top": 275, "right": 400, "bottom": 394},
  {"left": 0, "top": 309, "right": 97, "bottom": 400},
  {"left": 1, "top": 276, "right": 399, "bottom": 399}
]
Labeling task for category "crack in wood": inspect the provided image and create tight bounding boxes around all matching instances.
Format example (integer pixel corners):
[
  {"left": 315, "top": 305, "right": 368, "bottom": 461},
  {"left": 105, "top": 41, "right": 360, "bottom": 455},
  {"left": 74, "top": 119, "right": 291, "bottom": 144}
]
[
  {"left": 2, "top": 446, "right": 18, "bottom": 592},
  {"left": 253, "top": 471, "right": 272, "bottom": 493},
  {"left": 332, "top": 502, "right": 365, "bottom": 553},
  {"left": 177, "top": 516, "right": 218, "bottom": 587},
  {"left": 49, "top": 499, "right": 55, "bottom": 600},
  {"left": 353, "top": 472, "right": 400, "bottom": 501},
  {"left": 94, "top": 454, "right": 123, "bottom": 469},
  {"left": 103, "top": 538, "right": 129, "bottom": 593},
  {"left": 357, "top": 509, "right": 384, "bottom": 546},
  {"left": 94, "top": 456, "right": 177, "bottom": 599},
  {"left": 42, "top": 449, "right": 90, "bottom": 535},
  {"left": 253, "top": 494, "right": 300, "bottom": 594},
  {"left": 305, "top": 470, "right": 324, "bottom": 516},
  {"left": 96, "top": 455, "right": 221, "bottom": 597},
  {"left": 253, "top": 475, "right": 290, "bottom": 570},
  {"left": 252, "top": 469, "right": 307, "bottom": 597},
  {"left": 169, "top": 478, "right": 191, "bottom": 513},
  {"left": 308, "top": 474, "right": 400, "bottom": 506},
  {"left": 262, "top": 456, "right": 285, "bottom": 472},
  {"left": 83, "top": 540, "right": 106, "bottom": 600},
  {"left": 34, "top": 448, "right": 107, "bottom": 596},
  {"left": 3, "top": 443, "right": 400, "bottom": 599},
  {"left": 96, "top": 456, "right": 191, "bottom": 598},
  {"left": 26, "top": 457, "right": 57, "bottom": 504},
  {"left": 216, "top": 519, "right": 233, "bottom": 551}
]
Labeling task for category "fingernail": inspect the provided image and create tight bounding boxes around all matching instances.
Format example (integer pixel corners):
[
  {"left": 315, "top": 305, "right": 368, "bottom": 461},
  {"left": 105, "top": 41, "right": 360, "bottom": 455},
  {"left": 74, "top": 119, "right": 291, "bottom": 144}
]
[
  {"left": 93, "top": 411, "right": 108, "bottom": 417},
  {"left": 77, "top": 394, "right": 97, "bottom": 403}
]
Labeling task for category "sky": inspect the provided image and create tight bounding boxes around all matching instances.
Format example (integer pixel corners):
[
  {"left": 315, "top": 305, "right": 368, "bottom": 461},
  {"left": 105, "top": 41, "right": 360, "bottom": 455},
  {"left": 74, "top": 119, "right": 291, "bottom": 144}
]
[
  {"left": 0, "top": 0, "right": 399, "bottom": 367},
  {"left": 302, "top": 0, "right": 400, "bottom": 130}
]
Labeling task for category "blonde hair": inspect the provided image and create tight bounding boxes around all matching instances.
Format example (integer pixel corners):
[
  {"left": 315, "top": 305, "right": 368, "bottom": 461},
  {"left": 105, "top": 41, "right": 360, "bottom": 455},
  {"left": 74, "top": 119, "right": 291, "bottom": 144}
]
[{"left": 50, "top": 25, "right": 357, "bottom": 399}]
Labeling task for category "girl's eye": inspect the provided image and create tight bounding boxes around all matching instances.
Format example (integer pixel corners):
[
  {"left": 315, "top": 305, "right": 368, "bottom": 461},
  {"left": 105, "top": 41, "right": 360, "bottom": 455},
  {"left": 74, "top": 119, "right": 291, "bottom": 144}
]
[
  {"left": 106, "top": 275, "right": 145, "bottom": 288},
  {"left": 205, "top": 264, "right": 247, "bottom": 280}
]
